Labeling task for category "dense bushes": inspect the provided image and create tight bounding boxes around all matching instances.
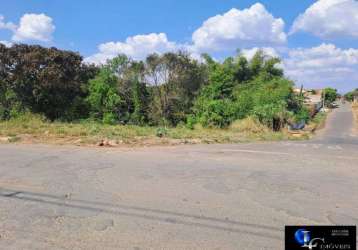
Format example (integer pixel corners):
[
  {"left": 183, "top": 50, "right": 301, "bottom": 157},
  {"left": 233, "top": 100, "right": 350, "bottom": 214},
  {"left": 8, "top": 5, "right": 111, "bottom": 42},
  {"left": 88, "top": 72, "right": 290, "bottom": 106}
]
[
  {"left": 344, "top": 89, "right": 358, "bottom": 102},
  {"left": 322, "top": 88, "right": 338, "bottom": 106},
  {"left": 0, "top": 44, "right": 308, "bottom": 131},
  {"left": 0, "top": 44, "right": 97, "bottom": 120},
  {"left": 193, "top": 98, "right": 237, "bottom": 128},
  {"left": 191, "top": 51, "right": 304, "bottom": 130},
  {"left": 86, "top": 67, "right": 122, "bottom": 124}
]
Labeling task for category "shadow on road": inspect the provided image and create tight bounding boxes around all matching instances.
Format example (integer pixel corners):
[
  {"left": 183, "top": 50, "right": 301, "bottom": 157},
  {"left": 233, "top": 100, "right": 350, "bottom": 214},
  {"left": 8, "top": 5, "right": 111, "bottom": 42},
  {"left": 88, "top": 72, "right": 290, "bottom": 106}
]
[{"left": 0, "top": 187, "right": 281, "bottom": 240}]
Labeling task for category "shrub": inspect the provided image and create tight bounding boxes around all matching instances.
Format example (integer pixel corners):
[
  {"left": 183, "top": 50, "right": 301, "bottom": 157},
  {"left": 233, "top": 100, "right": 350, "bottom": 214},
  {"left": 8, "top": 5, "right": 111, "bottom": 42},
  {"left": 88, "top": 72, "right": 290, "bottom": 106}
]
[
  {"left": 102, "top": 113, "right": 117, "bottom": 125},
  {"left": 86, "top": 68, "right": 122, "bottom": 123},
  {"left": 234, "top": 90, "right": 254, "bottom": 119},
  {"left": 344, "top": 89, "right": 358, "bottom": 102},
  {"left": 0, "top": 88, "right": 23, "bottom": 120},
  {"left": 292, "top": 107, "right": 310, "bottom": 123},
  {"left": 194, "top": 99, "right": 236, "bottom": 128},
  {"left": 252, "top": 101, "right": 288, "bottom": 131},
  {"left": 322, "top": 88, "right": 338, "bottom": 106},
  {"left": 156, "top": 127, "right": 168, "bottom": 137},
  {"left": 0, "top": 44, "right": 310, "bottom": 132},
  {"left": 186, "top": 115, "right": 196, "bottom": 130},
  {"left": 230, "top": 116, "right": 267, "bottom": 133}
]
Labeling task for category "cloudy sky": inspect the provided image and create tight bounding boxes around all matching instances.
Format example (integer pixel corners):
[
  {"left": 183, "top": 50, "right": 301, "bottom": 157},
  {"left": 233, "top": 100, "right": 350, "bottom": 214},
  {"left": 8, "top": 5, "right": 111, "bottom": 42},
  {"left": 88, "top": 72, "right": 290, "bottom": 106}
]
[{"left": 1, "top": 0, "right": 358, "bottom": 92}]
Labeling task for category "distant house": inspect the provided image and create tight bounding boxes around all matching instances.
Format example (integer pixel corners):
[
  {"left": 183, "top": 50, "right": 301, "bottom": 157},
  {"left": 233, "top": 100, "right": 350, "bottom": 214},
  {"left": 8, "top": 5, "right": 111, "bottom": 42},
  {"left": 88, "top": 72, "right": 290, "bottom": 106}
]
[
  {"left": 294, "top": 88, "right": 323, "bottom": 116},
  {"left": 293, "top": 88, "right": 306, "bottom": 95}
]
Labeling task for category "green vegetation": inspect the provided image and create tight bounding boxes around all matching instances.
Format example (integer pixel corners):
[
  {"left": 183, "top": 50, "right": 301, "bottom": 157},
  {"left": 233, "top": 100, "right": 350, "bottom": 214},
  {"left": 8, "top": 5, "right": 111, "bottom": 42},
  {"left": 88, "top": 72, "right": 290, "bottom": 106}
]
[
  {"left": 344, "top": 89, "right": 358, "bottom": 102},
  {"left": 0, "top": 44, "right": 315, "bottom": 145},
  {"left": 0, "top": 112, "right": 294, "bottom": 145},
  {"left": 310, "top": 112, "right": 328, "bottom": 131},
  {"left": 322, "top": 87, "right": 338, "bottom": 106},
  {"left": 0, "top": 44, "right": 97, "bottom": 121}
]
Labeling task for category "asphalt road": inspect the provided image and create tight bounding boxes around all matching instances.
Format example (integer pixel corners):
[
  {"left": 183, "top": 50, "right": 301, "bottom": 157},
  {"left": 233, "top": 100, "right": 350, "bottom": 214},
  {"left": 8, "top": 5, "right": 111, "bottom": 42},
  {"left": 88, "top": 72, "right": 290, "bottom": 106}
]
[{"left": 0, "top": 103, "right": 357, "bottom": 249}]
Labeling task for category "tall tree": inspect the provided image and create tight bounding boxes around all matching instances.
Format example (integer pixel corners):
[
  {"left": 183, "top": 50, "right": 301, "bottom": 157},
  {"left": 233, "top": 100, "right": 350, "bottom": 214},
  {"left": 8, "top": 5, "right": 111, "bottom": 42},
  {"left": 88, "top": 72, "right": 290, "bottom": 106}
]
[
  {"left": 1, "top": 44, "right": 97, "bottom": 120},
  {"left": 86, "top": 67, "right": 122, "bottom": 124},
  {"left": 145, "top": 52, "right": 206, "bottom": 125}
]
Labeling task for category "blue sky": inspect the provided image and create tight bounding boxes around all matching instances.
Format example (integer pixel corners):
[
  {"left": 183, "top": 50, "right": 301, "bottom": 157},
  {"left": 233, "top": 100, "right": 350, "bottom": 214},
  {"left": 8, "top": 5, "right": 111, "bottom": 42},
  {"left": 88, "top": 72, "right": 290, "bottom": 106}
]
[{"left": 1, "top": 0, "right": 358, "bottom": 92}]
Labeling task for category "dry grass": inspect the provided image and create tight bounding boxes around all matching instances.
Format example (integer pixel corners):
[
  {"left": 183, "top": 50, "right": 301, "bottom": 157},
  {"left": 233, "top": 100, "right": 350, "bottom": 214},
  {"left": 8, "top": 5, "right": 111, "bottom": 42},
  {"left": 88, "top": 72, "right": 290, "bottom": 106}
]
[
  {"left": 229, "top": 117, "right": 269, "bottom": 134},
  {"left": 308, "top": 111, "right": 328, "bottom": 132},
  {"left": 0, "top": 113, "right": 301, "bottom": 147}
]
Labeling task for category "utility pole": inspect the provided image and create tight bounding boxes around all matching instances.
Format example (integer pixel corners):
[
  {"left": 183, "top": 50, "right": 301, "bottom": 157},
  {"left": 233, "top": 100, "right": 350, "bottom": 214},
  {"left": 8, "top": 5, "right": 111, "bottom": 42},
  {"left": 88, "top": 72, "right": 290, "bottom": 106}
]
[
  {"left": 322, "top": 88, "right": 325, "bottom": 109},
  {"left": 299, "top": 84, "right": 304, "bottom": 106}
]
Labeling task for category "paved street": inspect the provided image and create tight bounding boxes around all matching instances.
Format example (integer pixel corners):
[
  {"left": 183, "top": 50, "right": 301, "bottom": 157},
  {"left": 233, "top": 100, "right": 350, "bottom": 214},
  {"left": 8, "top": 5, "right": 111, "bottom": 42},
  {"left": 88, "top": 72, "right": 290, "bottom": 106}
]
[{"left": 0, "top": 103, "right": 357, "bottom": 249}]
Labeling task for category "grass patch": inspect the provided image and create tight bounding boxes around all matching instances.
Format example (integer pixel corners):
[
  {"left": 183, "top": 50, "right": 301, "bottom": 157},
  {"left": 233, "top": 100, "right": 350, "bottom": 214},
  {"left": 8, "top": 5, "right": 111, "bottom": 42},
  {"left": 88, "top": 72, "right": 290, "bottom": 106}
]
[
  {"left": 0, "top": 113, "right": 300, "bottom": 146},
  {"left": 310, "top": 112, "right": 328, "bottom": 131}
]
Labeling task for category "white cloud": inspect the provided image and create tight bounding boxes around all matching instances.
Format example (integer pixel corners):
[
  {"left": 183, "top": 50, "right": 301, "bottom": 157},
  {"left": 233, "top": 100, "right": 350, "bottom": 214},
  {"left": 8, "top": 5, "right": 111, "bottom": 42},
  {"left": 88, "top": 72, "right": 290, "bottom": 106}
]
[
  {"left": 12, "top": 13, "right": 55, "bottom": 42},
  {"left": 283, "top": 43, "right": 358, "bottom": 92},
  {"left": 0, "top": 15, "right": 16, "bottom": 31},
  {"left": 86, "top": 4, "right": 288, "bottom": 64},
  {"left": 192, "top": 3, "right": 287, "bottom": 52},
  {"left": 290, "top": 0, "right": 358, "bottom": 39},
  {"left": 85, "top": 33, "right": 179, "bottom": 64},
  {"left": 241, "top": 47, "right": 279, "bottom": 60},
  {"left": 0, "top": 40, "right": 12, "bottom": 47}
]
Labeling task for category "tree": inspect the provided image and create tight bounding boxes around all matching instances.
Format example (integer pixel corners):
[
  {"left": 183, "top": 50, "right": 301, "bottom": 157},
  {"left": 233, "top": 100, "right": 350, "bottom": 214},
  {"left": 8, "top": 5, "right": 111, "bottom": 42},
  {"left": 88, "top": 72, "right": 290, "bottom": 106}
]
[
  {"left": 0, "top": 43, "right": 309, "bottom": 131},
  {"left": 322, "top": 88, "right": 338, "bottom": 106},
  {"left": 130, "top": 77, "right": 149, "bottom": 125},
  {"left": 86, "top": 67, "right": 122, "bottom": 124},
  {"left": 193, "top": 50, "right": 300, "bottom": 129},
  {"left": 0, "top": 44, "right": 17, "bottom": 119},
  {"left": 102, "top": 55, "right": 150, "bottom": 124},
  {"left": 248, "top": 50, "right": 283, "bottom": 80},
  {"left": 233, "top": 55, "right": 250, "bottom": 83},
  {"left": 344, "top": 89, "right": 358, "bottom": 102},
  {"left": 249, "top": 50, "right": 265, "bottom": 78},
  {"left": 0, "top": 44, "right": 97, "bottom": 120},
  {"left": 144, "top": 52, "right": 206, "bottom": 125}
]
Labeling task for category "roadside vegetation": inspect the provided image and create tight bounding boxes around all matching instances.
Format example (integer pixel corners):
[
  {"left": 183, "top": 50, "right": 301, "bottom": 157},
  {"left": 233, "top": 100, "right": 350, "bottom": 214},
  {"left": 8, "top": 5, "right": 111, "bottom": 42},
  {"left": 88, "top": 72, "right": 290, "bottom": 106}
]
[
  {"left": 0, "top": 44, "right": 319, "bottom": 146},
  {"left": 308, "top": 112, "right": 328, "bottom": 132},
  {"left": 322, "top": 87, "right": 338, "bottom": 107},
  {"left": 0, "top": 113, "right": 295, "bottom": 145},
  {"left": 344, "top": 88, "right": 358, "bottom": 134},
  {"left": 344, "top": 88, "right": 358, "bottom": 102}
]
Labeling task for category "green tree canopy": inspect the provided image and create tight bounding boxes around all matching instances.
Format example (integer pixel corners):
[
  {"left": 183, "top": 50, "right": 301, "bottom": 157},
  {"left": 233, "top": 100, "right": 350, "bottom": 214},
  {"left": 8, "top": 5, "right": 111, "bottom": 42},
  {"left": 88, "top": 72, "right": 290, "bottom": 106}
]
[{"left": 322, "top": 88, "right": 338, "bottom": 106}]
